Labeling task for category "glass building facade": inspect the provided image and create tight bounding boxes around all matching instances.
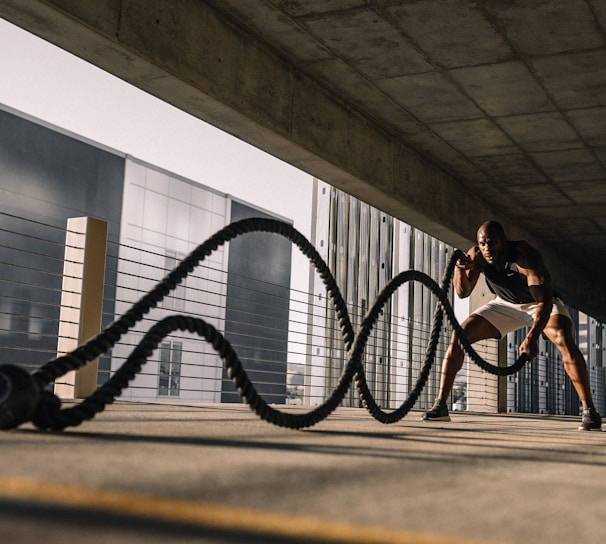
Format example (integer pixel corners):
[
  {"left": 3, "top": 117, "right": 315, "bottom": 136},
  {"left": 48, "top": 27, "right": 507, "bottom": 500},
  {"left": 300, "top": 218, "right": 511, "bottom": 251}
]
[
  {"left": 109, "top": 157, "right": 293, "bottom": 403},
  {"left": 306, "top": 179, "right": 457, "bottom": 410},
  {"left": 0, "top": 107, "right": 123, "bottom": 378},
  {"left": 307, "top": 179, "right": 606, "bottom": 416},
  {"left": 506, "top": 313, "right": 606, "bottom": 415},
  {"left": 0, "top": 107, "right": 292, "bottom": 403}
]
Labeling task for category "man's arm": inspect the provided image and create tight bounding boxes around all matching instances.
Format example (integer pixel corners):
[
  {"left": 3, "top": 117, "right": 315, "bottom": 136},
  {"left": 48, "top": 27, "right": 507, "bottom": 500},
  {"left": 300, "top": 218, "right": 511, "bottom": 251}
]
[
  {"left": 516, "top": 242, "right": 554, "bottom": 360},
  {"left": 453, "top": 246, "right": 483, "bottom": 298}
]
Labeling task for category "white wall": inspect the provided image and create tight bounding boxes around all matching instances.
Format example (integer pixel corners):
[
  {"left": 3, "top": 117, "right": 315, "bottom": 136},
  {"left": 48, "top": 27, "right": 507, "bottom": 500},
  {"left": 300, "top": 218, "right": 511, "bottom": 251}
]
[{"left": 112, "top": 158, "right": 231, "bottom": 402}]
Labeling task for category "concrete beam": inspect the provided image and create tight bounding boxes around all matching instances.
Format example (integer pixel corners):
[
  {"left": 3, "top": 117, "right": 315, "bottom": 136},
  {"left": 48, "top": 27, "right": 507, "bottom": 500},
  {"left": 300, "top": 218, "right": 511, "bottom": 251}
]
[{"left": 1, "top": 0, "right": 604, "bottom": 320}]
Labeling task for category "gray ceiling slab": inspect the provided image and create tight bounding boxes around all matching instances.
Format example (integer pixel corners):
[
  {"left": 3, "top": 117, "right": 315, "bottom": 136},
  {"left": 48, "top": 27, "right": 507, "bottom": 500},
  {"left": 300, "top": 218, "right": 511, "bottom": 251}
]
[
  {"left": 531, "top": 149, "right": 605, "bottom": 182},
  {"left": 430, "top": 118, "right": 518, "bottom": 157},
  {"left": 559, "top": 180, "right": 606, "bottom": 206},
  {"left": 449, "top": 62, "right": 555, "bottom": 117},
  {"left": 376, "top": 72, "right": 483, "bottom": 123},
  {"left": 567, "top": 107, "right": 606, "bottom": 147},
  {"left": 493, "top": 0, "right": 604, "bottom": 55},
  {"left": 384, "top": 1, "right": 512, "bottom": 67},
  {"left": 472, "top": 154, "right": 548, "bottom": 184},
  {"left": 497, "top": 112, "right": 583, "bottom": 153},
  {"left": 301, "top": 8, "right": 432, "bottom": 78},
  {"left": 531, "top": 50, "right": 606, "bottom": 110}
]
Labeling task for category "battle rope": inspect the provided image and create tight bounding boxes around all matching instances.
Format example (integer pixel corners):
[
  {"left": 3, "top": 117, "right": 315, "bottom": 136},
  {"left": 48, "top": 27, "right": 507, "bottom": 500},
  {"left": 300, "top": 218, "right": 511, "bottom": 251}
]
[{"left": 0, "top": 217, "right": 528, "bottom": 431}]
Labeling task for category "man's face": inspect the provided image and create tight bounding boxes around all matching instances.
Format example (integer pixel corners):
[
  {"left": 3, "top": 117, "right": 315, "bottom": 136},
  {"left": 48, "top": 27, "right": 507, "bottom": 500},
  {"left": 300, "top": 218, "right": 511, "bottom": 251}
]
[{"left": 477, "top": 229, "right": 505, "bottom": 265}]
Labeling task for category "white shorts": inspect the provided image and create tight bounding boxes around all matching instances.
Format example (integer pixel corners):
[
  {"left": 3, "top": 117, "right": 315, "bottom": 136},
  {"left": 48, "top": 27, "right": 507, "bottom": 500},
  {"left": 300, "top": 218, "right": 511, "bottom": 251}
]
[{"left": 472, "top": 296, "right": 570, "bottom": 339}]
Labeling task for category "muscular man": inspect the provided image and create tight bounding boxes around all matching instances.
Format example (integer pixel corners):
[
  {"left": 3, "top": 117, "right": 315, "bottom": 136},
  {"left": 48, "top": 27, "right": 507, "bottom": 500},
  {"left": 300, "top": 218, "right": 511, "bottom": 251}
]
[{"left": 423, "top": 220, "right": 602, "bottom": 431}]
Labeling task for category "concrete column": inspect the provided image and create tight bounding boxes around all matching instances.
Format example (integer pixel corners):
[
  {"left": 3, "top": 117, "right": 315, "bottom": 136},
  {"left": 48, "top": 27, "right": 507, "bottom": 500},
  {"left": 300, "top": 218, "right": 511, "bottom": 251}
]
[{"left": 55, "top": 217, "right": 108, "bottom": 399}]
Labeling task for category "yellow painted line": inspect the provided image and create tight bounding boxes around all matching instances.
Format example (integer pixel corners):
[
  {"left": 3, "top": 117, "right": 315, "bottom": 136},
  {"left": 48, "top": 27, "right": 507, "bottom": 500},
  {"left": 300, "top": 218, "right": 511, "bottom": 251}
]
[{"left": 0, "top": 476, "right": 492, "bottom": 544}]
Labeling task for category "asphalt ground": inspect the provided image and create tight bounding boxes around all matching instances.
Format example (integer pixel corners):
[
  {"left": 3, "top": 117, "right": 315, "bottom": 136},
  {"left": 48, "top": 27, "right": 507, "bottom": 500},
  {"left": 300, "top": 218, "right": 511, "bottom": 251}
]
[{"left": 1, "top": 402, "right": 605, "bottom": 544}]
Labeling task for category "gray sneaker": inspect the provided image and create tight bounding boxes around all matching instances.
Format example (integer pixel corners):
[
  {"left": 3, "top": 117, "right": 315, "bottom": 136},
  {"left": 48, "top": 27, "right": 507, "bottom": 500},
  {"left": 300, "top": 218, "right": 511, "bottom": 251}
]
[
  {"left": 422, "top": 400, "right": 451, "bottom": 422},
  {"left": 579, "top": 408, "right": 602, "bottom": 431}
]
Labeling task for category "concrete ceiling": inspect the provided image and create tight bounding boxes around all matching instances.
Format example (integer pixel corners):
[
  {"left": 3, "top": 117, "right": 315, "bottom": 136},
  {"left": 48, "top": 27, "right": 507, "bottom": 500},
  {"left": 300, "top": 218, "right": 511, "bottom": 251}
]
[
  {"left": 206, "top": 0, "right": 606, "bottom": 299},
  {"left": 1, "top": 0, "right": 605, "bottom": 321}
]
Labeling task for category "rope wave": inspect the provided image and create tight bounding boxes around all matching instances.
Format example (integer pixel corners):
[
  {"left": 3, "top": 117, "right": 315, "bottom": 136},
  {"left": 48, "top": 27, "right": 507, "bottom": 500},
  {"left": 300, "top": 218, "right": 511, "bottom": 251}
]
[{"left": 1, "top": 218, "right": 529, "bottom": 431}]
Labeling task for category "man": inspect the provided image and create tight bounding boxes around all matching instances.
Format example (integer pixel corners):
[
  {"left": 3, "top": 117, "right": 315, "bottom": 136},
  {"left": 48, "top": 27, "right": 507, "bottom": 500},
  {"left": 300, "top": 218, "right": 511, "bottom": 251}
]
[{"left": 423, "top": 220, "right": 601, "bottom": 431}]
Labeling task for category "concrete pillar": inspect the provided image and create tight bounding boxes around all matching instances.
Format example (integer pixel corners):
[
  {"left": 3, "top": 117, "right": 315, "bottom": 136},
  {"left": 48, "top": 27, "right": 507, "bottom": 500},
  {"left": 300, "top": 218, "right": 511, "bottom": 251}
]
[{"left": 55, "top": 217, "right": 108, "bottom": 399}]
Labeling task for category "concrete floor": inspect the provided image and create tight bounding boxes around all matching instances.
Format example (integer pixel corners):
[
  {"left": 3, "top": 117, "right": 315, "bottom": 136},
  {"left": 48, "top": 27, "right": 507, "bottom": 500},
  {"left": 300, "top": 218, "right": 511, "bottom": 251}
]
[{"left": 1, "top": 402, "right": 604, "bottom": 544}]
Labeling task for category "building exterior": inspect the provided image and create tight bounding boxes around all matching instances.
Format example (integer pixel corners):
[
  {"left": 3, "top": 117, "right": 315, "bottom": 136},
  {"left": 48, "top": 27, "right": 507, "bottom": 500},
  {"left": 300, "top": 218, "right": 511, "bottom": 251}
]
[
  {"left": 111, "top": 158, "right": 293, "bottom": 402},
  {"left": 0, "top": 107, "right": 292, "bottom": 403},
  {"left": 0, "top": 107, "right": 123, "bottom": 378},
  {"left": 306, "top": 179, "right": 462, "bottom": 410},
  {"left": 307, "top": 179, "right": 606, "bottom": 416},
  {"left": 506, "top": 312, "right": 606, "bottom": 415}
]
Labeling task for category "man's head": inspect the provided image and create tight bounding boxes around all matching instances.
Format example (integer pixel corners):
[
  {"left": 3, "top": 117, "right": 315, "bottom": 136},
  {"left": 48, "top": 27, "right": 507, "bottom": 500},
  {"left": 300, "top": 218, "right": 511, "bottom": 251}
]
[{"left": 477, "top": 221, "right": 507, "bottom": 265}]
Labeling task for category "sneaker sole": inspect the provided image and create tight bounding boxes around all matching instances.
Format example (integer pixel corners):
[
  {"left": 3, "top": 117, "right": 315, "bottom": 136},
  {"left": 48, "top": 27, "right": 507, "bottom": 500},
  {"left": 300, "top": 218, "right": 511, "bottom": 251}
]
[
  {"left": 578, "top": 426, "right": 602, "bottom": 431},
  {"left": 422, "top": 416, "right": 451, "bottom": 422}
]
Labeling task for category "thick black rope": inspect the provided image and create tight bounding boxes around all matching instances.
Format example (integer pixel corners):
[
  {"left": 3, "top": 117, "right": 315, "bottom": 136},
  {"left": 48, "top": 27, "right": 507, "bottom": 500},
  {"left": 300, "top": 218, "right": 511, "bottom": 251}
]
[{"left": 0, "top": 217, "right": 529, "bottom": 431}]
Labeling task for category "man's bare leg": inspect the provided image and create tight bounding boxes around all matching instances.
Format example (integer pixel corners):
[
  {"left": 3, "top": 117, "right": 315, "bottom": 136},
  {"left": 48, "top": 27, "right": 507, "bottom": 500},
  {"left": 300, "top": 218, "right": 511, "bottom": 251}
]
[
  {"left": 423, "top": 315, "right": 500, "bottom": 421},
  {"left": 543, "top": 315, "right": 601, "bottom": 430}
]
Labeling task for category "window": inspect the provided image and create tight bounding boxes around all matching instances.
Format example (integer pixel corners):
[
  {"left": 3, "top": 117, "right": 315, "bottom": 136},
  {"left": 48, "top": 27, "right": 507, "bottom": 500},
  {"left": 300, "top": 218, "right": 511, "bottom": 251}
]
[
  {"left": 162, "top": 251, "right": 186, "bottom": 310},
  {"left": 158, "top": 340, "right": 182, "bottom": 396}
]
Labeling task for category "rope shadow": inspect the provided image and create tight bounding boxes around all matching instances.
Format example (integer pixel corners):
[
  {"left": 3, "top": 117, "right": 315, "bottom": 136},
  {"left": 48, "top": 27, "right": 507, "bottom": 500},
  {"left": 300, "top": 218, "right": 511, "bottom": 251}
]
[{"left": 12, "top": 420, "right": 606, "bottom": 468}]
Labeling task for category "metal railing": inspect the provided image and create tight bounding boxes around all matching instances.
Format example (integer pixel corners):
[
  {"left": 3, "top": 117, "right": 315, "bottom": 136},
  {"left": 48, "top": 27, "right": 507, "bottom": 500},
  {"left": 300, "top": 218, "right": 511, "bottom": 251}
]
[{"left": 3, "top": 210, "right": 601, "bottom": 415}]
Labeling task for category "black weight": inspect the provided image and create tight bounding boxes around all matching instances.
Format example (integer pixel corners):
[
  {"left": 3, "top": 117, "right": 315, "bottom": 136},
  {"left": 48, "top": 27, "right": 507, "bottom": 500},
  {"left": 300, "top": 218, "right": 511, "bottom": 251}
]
[{"left": 0, "top": 364, "right": 40, "bottom": 430}]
